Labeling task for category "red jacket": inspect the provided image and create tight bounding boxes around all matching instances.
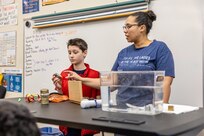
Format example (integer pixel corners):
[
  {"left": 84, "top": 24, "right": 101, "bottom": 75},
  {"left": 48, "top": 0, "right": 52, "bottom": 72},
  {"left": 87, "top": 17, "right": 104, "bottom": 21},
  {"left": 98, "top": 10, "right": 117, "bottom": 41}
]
[{"left": 59, "top": 63, "right": 100, "bottom": 136}]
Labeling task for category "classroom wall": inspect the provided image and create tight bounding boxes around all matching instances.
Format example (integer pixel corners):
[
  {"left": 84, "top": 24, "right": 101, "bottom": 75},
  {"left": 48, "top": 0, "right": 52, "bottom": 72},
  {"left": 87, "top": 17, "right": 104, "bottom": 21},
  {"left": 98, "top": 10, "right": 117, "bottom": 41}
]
[
  {"left": 1, "top": 0, "right": 203, "bottom": 107},
  {"left": 149, "top": 0, "right": 203, "bottom": 106}
]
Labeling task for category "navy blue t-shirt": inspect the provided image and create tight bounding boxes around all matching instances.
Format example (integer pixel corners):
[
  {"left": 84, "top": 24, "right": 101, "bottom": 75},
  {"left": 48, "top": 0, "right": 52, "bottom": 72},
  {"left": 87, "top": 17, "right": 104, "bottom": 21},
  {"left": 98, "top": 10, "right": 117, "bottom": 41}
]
[{"left": 111, "top": 40, "right": 175, "bottom": 107}]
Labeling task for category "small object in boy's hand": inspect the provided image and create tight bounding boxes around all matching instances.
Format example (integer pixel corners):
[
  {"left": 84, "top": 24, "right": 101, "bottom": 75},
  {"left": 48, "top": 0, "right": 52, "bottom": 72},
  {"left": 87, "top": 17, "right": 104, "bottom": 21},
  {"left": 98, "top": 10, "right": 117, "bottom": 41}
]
[{"left": 53, "top": 73, "right": 61, "bottom": 79}]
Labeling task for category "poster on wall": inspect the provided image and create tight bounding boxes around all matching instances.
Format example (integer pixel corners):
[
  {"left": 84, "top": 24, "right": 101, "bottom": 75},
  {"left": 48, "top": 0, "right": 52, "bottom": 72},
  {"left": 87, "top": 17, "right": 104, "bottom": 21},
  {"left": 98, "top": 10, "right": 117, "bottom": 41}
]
[
  {"left": 23, "top": 0, "right": 39, "bottom": 14},
  {"left": 0, "top": 4, "right": 17, "bottom": 27},
  {"left": 0, "top": 31, "right": 16, "bottom": 66},
  {"left": 0, "top": 0, "right": 15, "bottom": 6},
  {"left": 1, "top": 69, "right": 22, "bottom": 93},
  {"left": 42, "top": 0, "right": 69, "bottom": 6}
]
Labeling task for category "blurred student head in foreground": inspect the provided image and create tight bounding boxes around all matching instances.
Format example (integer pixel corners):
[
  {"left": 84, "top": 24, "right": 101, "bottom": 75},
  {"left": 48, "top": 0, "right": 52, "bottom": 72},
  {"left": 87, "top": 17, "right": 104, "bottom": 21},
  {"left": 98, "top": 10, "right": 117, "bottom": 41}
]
[{"left": 0, "top": 101, "right": 40, "bottom": 136}]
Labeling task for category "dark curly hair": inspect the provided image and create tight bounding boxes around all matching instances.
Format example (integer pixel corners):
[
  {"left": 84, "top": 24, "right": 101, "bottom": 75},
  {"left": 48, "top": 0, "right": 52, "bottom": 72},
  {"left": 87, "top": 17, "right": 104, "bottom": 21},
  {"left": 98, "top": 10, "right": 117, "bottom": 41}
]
[
  {"left": 0, "top": 101, "right": 40, "bottom": 136},
  {"left": 130, "top": 10, "right": 156, "bottom": 34}
]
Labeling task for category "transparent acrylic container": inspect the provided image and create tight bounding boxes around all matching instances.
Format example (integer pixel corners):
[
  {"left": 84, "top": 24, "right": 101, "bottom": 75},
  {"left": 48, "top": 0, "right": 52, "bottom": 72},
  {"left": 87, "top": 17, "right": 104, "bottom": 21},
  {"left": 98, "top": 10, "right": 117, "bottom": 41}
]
[{"left": 100, "top": 71, "right": 165, "bottom": 115}]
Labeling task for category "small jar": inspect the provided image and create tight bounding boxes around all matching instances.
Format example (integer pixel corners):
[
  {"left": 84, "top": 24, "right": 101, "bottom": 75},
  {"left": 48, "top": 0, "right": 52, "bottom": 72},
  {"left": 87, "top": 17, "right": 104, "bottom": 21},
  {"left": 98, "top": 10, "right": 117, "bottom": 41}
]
[{"left": 40, "top": 89, "right": 49, "bottom": 104}]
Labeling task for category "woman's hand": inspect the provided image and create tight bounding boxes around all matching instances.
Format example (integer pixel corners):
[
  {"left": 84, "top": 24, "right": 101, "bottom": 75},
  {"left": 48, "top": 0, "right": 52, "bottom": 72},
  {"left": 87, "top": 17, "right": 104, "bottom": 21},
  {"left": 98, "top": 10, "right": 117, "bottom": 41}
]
[
  {"left": 64, "top": 71, "right": 82, "bottom": 81},
  {"left": 64, "top": 70, "right": 100, "bottom": 89}
]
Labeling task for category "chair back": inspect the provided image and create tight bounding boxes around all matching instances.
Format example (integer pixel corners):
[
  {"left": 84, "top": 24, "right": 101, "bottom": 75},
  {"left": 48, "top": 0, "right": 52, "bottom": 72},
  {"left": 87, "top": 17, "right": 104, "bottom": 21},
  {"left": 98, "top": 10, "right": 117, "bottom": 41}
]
[{"left": 0, "top": 85, "right": 6, "bottom": 98}]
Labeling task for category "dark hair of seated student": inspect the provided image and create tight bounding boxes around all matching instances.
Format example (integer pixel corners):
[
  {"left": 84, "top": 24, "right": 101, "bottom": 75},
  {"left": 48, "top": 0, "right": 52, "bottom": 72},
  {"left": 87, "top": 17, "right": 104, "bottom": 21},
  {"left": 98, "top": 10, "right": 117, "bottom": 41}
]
[{"left": 0, "top": 101, "right": 41, "bottom": 136}]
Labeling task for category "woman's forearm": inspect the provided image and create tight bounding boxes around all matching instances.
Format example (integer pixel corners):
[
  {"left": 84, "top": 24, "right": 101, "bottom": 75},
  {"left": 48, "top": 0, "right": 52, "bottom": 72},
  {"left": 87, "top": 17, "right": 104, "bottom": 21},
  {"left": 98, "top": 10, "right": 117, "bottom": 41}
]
[
  {"left": 163, "top": 76, "right": 173, "bottom": 103},
  {"left": 81, "top": 78, "right": 100, "bottom": 89}
]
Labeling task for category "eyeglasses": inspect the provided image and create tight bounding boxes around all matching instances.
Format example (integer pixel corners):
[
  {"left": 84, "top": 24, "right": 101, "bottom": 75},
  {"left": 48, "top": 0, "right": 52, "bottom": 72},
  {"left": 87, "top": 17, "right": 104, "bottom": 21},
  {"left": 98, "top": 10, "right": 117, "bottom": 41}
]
[{"left": 123, "top": 24, "right": 138, "bottom": 31}]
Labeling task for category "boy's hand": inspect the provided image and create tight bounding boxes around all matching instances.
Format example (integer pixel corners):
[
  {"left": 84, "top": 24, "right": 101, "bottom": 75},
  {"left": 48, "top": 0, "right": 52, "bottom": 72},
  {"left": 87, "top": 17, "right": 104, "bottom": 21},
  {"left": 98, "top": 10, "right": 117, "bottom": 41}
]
[{"left": 52, "top": 74, "right": 62, "bottom": 91}]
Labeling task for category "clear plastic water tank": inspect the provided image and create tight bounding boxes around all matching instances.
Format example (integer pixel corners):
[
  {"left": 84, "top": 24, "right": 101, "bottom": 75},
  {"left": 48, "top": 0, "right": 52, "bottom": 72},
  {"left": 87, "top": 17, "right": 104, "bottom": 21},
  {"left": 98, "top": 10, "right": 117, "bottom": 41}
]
[{"left": 100, "top": 71, "right": 165, "bottom": 115}]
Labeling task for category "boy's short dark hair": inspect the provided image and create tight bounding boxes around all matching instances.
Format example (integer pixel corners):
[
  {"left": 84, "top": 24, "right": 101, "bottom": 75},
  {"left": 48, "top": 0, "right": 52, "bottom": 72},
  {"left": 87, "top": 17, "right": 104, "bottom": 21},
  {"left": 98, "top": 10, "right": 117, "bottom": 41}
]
[
  {"left": 67, "top": 38, "right": 88, "bottom": 52},
  {"left": 0, "top": 101, "right": 40, "bottom": 136}
]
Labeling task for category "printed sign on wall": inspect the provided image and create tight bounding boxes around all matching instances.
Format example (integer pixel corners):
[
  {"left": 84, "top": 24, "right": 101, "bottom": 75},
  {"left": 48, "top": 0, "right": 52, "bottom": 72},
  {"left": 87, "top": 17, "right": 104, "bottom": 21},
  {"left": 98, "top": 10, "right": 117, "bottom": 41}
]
[
  {"left": 2, "top": 69, "right": 22, "bottom": 93},
  {"left": 23, "top": 0, "right": 39, "bottom": 14},
  {"left": 0, "top": 31, "right": 16, "bottom": 66},
  {"left": 0, "top": 4, "right": 17, "bottom": 27},
  {"left": 3, "top": 74, "right": 22, "bottom": 93}
]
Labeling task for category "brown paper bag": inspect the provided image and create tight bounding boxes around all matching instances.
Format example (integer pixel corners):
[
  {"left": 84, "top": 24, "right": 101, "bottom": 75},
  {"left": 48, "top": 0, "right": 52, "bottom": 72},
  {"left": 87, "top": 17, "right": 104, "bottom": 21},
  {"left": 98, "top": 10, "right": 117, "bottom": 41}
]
[{"left": 68, "top": 80, "right": 83, "bottom": 104}]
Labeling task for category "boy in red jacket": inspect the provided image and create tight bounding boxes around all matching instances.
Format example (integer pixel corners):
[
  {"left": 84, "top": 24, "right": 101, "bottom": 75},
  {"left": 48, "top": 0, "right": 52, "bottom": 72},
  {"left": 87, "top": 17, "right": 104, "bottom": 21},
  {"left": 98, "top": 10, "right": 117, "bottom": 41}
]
[{"left": 52, "top": 38, "right": 100, "bottom": 136}]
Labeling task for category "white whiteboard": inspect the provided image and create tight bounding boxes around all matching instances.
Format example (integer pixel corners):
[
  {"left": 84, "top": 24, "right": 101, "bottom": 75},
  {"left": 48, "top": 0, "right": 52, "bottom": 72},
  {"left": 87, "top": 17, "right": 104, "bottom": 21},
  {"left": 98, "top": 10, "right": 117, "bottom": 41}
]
[{"left": 24, "top": 17, "right": 128, "bottom": 94}]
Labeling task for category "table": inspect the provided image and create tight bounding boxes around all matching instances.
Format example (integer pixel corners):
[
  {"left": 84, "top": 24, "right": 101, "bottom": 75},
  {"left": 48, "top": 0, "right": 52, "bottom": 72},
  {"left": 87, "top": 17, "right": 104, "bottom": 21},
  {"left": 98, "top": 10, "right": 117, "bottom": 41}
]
[{"left": 1, "top": 97, "right": 204, "bottom": 136}]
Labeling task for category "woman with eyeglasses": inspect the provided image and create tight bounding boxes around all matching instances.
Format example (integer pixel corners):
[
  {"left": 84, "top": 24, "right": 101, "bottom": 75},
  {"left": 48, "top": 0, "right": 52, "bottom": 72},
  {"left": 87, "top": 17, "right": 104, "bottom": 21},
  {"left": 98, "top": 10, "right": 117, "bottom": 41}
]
[{"left": 112, "top": 10, "right": 175, "bottom": 105}]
